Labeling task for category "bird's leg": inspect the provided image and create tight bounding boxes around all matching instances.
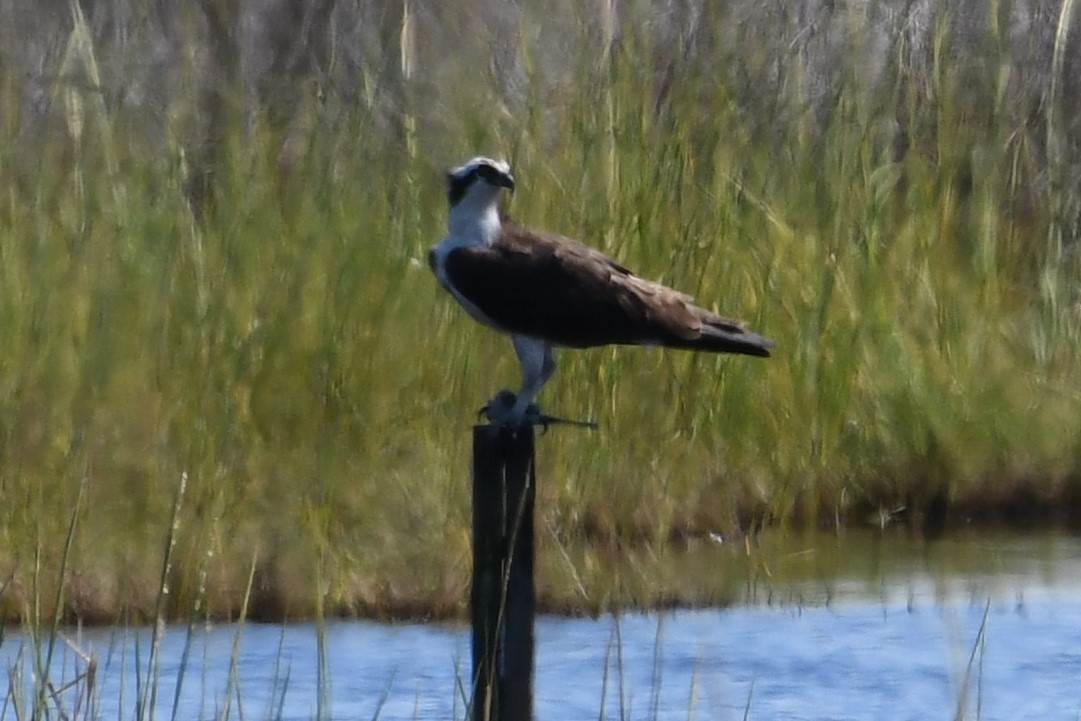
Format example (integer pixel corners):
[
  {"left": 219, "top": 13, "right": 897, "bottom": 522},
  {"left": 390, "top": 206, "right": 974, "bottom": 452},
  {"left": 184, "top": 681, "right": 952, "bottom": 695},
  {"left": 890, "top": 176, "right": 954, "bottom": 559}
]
[
  {"left": 477, "top": 337, "right": 552, "bottom": 428},
  {"left": 478, "top": 339, "right": 596, "bottom": 430},
  {"left": 505, "top": 337, "right": 554, "bottom": 426}
]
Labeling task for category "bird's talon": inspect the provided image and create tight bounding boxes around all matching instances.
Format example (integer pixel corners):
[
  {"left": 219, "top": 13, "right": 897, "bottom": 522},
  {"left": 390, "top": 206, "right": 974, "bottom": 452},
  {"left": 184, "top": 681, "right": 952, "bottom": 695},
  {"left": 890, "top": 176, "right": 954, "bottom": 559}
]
[{"left": 479, "top": 390, "right": 597, "bottom": 431}]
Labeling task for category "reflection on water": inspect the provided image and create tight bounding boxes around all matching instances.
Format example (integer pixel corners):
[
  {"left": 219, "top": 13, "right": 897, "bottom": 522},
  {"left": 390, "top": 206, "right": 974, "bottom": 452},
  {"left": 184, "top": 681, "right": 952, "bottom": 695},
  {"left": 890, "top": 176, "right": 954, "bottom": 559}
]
[{"left": 4, "top": 532, "right": 1081, "bottom": 720}]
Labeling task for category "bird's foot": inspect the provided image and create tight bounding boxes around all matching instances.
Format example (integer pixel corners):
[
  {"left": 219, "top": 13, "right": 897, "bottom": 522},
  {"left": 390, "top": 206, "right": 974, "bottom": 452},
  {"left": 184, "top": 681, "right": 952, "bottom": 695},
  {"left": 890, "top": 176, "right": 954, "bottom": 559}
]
[{"left": 478, "top": 390, "right": 598, "bottom": 433}]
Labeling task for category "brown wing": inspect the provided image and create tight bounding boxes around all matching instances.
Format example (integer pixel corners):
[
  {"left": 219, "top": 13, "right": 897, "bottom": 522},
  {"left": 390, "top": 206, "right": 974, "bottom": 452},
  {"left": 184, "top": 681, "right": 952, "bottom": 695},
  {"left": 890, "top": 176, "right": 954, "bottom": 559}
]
[{"left": 445, "top": 222, "right": 773, "bottom": 356}]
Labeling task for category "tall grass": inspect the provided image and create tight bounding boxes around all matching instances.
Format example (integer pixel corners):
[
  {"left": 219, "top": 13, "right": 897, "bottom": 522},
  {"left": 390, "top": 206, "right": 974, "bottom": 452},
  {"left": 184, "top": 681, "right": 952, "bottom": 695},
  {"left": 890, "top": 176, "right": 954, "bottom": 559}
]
[{"left": 0, "top": 0, "right": 1079, "bottom": 621}]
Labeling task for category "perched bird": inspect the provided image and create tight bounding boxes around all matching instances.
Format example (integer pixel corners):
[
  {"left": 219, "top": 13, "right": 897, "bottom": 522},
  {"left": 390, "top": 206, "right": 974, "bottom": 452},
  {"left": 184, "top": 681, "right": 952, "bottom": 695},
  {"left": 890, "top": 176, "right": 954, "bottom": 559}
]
[{"left": 428, "top": 156, "right": 774, "bottom": 428}]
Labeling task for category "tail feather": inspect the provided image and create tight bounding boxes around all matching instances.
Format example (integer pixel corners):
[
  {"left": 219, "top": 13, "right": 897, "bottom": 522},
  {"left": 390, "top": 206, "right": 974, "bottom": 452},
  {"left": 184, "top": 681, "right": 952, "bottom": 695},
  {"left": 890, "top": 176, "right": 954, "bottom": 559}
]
[{"left": 692, "top": 313, "right": 774, "bottom": 357}]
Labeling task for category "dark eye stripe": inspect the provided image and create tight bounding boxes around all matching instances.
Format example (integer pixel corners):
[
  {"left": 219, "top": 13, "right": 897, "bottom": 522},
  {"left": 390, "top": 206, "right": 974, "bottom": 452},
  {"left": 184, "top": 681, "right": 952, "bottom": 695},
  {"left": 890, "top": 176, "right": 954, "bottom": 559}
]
[
  {"left": 448, "top": 163, "right": 501, "bottom": 205},
  {"left": 447, "top": 172, "right": 474, "bottom": 205}
]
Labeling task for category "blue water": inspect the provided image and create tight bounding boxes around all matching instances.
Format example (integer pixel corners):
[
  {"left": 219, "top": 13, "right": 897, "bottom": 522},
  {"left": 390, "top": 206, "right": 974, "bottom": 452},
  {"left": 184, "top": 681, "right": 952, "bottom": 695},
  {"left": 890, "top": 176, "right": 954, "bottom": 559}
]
[{"left": 5, "top": 554, "right": 1081, "bottom": 720}]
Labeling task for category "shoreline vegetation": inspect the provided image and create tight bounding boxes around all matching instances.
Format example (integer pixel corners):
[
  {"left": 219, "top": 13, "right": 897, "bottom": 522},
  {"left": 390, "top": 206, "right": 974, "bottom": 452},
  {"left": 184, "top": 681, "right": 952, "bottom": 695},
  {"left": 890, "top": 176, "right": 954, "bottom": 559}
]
[{"left": 1, "top": 0, "right": 1080, "bottom": 626}]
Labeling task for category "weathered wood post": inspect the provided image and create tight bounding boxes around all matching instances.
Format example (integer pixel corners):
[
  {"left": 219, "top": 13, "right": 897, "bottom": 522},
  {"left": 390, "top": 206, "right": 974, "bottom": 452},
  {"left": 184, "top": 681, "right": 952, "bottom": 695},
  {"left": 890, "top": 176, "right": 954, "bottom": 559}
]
[{"left": 470, "top": 424, "right": 536, "bottom": 721}]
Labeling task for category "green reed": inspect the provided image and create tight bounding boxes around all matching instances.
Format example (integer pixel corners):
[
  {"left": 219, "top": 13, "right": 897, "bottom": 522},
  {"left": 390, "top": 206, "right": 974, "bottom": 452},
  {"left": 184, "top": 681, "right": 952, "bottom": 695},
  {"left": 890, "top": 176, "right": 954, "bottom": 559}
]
[{"left": 0, "top": 1, "right": 1078, "bottom": 622}]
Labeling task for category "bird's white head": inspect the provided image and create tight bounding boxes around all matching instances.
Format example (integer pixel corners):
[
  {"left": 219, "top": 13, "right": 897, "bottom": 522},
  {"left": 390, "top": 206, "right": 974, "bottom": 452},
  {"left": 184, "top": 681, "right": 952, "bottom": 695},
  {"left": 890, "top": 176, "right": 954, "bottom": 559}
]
[
  {"left": 445, "top": 156, "right": 515, "bottom": 243},
  {"left": 446, "top": 156, "right": 515, "bottom": 208}
]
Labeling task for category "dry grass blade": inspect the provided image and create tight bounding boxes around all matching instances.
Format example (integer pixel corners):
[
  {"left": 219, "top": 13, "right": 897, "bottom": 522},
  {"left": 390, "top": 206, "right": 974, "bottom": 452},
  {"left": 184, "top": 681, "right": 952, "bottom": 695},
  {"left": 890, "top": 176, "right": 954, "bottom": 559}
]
[{"left": 952, "top": 600, "right": 991, "bottom": 721}]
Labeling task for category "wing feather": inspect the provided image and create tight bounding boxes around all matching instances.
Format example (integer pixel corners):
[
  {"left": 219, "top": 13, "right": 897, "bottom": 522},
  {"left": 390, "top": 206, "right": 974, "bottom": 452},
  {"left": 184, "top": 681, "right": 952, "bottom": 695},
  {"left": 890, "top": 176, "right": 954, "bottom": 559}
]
[{"left": 444, "top": 222, "right": 772, "bottom": 356}]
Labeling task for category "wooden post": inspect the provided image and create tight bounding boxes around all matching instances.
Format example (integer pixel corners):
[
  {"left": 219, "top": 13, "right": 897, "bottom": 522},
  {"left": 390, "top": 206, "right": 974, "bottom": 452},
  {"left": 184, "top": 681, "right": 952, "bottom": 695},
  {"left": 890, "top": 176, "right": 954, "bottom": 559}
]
[{"left": 470, "top": 424, "right": 536, "bottom": 721}]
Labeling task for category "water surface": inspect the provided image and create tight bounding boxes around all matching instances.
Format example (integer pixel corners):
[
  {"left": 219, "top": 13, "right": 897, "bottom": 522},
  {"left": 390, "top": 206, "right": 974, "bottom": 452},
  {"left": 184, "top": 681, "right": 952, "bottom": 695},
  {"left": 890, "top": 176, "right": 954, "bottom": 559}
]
[{"left": 5, "top": 531, "right": 1081, "bottom": 720}]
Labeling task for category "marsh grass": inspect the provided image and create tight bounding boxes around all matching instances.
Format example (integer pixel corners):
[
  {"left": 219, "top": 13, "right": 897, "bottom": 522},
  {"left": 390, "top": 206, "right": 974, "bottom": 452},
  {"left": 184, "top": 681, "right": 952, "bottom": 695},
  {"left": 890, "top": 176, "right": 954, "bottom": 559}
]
[
  {"left": 2, "top": 595, "right": 1006, "bottom": 721},
  {"left": 0, "top": 1, "right": 1080, "bottom": 622}
]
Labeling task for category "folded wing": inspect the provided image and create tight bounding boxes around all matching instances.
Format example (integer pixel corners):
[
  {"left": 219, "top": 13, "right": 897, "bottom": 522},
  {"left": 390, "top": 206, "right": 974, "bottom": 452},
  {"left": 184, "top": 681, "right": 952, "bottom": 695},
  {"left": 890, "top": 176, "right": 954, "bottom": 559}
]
[{"left": 444, "top": 222, "right": 773, "bottom": 356}]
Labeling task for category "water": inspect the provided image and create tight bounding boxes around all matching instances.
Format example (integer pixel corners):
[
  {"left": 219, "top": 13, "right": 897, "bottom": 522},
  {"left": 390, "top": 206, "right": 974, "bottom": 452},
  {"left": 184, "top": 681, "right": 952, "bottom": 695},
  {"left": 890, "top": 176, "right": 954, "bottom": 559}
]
[{"left": 5, "top": 533, "right": 1081, "bottom": 720}]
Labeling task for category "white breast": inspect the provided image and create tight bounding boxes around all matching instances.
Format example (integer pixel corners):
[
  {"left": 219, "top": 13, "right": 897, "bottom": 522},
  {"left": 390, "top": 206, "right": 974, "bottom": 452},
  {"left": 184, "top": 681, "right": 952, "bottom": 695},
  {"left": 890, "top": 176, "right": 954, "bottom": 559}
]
[
  {"left": 431, "top": 180, "right": 507, "bottom": 329},
  {"left": 430, "top": 235, "right": 506, "bottom": 331}
]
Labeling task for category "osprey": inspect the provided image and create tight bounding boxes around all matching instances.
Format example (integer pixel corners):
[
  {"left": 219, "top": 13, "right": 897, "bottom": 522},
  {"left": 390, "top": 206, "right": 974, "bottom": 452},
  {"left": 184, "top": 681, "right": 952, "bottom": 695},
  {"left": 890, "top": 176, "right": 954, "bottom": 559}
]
[{"left": 429, "top": 156, "right": 774, "bottom": 428}]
